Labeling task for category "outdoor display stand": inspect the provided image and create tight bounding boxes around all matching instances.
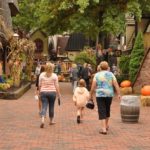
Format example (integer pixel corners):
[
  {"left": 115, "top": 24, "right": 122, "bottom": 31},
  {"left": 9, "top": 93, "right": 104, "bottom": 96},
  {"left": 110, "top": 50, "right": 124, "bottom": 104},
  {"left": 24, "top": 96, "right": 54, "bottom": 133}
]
[
  {"left": 59, "top": 58, "right": 72, "bottom": 82},
  {"left": 120, "top": 95, "right": 140, "bottom": 123}
]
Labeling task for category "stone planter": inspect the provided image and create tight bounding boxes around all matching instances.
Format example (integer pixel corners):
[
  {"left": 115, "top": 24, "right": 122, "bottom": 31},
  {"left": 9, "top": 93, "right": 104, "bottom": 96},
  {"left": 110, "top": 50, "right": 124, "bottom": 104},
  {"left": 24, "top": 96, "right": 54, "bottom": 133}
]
[{"left": 0, "top": 82, "right": 31, "bottom": 100}]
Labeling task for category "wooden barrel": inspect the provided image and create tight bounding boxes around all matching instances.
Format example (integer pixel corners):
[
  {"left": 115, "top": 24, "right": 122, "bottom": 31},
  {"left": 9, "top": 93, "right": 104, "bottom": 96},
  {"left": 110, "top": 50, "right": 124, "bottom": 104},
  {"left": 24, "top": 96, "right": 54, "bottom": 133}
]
[{"left": 120, "top": 95, "right": 140, "bottom": 123}]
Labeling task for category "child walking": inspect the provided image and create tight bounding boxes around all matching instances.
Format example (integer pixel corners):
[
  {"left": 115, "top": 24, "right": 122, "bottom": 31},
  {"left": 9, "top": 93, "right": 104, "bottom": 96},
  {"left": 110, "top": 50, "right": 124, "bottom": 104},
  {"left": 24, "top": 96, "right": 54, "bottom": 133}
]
[{"left": 73, "top": 79, "right": 89, "bottom": 124}]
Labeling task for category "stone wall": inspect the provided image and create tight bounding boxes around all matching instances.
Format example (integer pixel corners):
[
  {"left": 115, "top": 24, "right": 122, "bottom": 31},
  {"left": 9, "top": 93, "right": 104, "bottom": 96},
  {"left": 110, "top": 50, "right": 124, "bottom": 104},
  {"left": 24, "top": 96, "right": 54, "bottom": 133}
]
[
  {"left": 133, "top": 49, "right": 150, "bottom": 94},
  {"left": 0, "top": 0, "right": 12, "bottom": 28},
  {"left": 0, "top": 0, "right": 18, "bottom": 28}
]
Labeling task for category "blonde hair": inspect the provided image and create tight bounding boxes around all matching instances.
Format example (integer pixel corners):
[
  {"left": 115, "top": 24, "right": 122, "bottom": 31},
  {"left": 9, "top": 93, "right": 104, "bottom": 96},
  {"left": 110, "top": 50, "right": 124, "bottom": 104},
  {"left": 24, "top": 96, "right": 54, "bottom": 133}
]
[
  {"left": 99, "top": 61, "right": 109, "bottom": 70},
  {"left": 83, "top": 63, "right": 87, "bottom": 68},
  {"left": 45, "top": 62, "right": 54, "bottom": 74},
  {"left": 96, "top": 44, "right": 102, "bottom": 50},
  {"left": 78, "top": 79, "right": 86, "bottom": 87},
  {"left": 97, "top": 65, "right": 101, "bottom": 71},
  {"left": 72, "top": 63, "right": 77, "bottom": 69}
]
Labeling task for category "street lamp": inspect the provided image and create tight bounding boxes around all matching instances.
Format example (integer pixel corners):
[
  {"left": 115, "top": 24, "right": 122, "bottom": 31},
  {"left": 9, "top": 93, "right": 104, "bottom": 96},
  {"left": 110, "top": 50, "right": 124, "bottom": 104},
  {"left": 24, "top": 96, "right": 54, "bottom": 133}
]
[
  {"left": 13, "top": 33, "right": 19, "bottom": 40},
  {"left": 13, "top": 33, "right": 19, "bottom": 45}
]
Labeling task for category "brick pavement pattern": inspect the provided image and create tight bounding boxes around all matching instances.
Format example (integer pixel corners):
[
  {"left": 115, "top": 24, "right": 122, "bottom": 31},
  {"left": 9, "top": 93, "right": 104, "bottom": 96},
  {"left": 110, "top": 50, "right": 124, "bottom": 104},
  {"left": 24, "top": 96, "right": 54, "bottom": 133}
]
[{"left": 0, "top": 82, "right": 150, "bottom": 150}]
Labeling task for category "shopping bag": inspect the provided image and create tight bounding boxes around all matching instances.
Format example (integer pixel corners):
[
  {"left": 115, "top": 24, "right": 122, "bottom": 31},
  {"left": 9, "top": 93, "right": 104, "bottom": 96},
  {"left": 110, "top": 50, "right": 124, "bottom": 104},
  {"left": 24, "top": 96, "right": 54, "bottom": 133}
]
[{"left": 86, "top": 99, "right": 94, "bottom": 109}]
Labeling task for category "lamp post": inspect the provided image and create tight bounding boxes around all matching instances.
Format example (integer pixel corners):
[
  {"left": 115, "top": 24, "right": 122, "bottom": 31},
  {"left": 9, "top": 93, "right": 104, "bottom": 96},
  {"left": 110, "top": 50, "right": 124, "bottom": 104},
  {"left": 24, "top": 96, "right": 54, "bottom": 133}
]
[
  {"left": 13, "top": 33, "right": 19, "bottom": 40},
  {"left": 13, "top": 33, "right": 19, "bottom": 37},
  {"left": 13, "top": 33, "right": 19, "bottom": 46}
]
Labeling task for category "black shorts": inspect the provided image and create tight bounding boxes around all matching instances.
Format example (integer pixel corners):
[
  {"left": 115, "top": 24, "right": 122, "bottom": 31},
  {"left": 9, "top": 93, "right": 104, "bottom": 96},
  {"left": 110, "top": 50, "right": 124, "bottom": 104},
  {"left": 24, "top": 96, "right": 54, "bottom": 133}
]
[{"left": 96, "top": 97, "right": 112, "bottom": 120}]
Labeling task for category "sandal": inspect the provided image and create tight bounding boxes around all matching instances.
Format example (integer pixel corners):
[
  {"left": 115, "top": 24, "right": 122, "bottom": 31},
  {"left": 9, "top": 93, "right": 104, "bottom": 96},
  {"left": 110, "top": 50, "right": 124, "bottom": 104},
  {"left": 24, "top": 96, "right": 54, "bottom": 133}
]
[
  {"left": 99, "top": 131, "right": 107, "bottom": 135},
  {"left": 77, "top": 116, "right": 80, "bottom": 124},
  {"left": 49, "top": 122, "right": 56, "bottom": 125},
  {"left": 40, "top": 123, "right": 44, "bottom": 128},
  {"left": 106, "top": 126, "right": 109, "bottom": 131}
]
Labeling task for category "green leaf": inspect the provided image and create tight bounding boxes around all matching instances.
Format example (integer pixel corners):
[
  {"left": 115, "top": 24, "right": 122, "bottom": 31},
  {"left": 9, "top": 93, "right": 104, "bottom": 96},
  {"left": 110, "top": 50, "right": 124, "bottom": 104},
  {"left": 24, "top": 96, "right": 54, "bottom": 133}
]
[{"left": 93, "top": 0, "right": 99, "bottom": 3}]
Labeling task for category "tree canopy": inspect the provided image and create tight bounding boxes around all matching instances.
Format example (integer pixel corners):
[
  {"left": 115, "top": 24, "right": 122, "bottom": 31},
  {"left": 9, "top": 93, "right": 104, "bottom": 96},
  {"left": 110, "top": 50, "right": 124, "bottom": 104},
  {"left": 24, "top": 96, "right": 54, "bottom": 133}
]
[
  {"left": 13, "top": 0, "right": 41, "bottom": 32},
  {"left": 13, "top": 0, "right": 150, "bottom": 37}
]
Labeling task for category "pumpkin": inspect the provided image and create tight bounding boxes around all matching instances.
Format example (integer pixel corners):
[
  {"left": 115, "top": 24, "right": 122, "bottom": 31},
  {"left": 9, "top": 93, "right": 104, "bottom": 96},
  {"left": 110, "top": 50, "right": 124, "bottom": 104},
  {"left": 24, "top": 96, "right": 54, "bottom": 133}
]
[
  {"left": 58, "top": 75, "right": 62, "bottom": 81},
  {"left": 141, "top": 85, "right": 150, "bottom": 96},
  {"left": 58, "top": 75, "right": 64, "bottom": 81},
  {"left": 61, "top": 75, "right": 64, "bottom": 81},
  {"left": 120, "top": 80, "right": 131, "bottom": 88}
]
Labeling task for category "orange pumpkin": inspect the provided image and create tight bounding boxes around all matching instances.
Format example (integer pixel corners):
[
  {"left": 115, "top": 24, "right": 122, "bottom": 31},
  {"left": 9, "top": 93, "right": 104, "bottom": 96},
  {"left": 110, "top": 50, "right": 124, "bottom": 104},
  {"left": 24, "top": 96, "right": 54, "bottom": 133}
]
[
  {"left": 120, "top": 80, "right": 131, "bottom": 88},
  {"left": 141, "top": 85, "right": 150, "bottom": 96},
  {"left": 58, "top": 75, "right": 62, "bottom": 81},
  {"left": 58, "top": 75, "right": 64, "bottom": 81}
]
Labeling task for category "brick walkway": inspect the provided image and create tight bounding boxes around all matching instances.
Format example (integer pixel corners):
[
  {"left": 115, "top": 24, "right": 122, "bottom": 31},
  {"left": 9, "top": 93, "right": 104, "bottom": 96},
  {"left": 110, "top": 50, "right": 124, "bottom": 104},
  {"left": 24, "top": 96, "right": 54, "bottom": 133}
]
[{"left": 0, "top": 82, "right": 150, "bottom": 150}]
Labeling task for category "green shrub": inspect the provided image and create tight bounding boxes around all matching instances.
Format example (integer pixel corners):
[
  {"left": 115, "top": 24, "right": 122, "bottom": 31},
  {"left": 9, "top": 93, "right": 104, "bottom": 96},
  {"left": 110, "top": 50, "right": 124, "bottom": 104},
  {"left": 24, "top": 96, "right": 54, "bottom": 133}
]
[
  {"left": 6, "top": 78, "right": 13, "bottom": 87},
  {"left": 74, "top": 48, "right": 96, "bottom": 67},
  {"left": 116, "top": 74, "right": 129, "bottom": 84},
  {"left": 129, "top": 31, "right": 144, "bottom": 82},
  {"left": 0, "top": 83, "right": 11, "bottom": 91},
  {"left": 119, "top": 55, "right": 130, "bottom": 74}
]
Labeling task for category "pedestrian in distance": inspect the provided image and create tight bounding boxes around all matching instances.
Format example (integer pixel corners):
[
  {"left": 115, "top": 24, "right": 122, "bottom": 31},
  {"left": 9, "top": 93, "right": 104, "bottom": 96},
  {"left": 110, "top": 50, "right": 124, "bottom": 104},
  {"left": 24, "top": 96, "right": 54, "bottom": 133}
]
[
  {"left": 35, "top": 62, "right": 41, "bottom": 76},
  {"left": 112, "top": 64, "right": 118, "bottom": 76},
  {"left": 80, "top": 63, "right": 91, "bottom": 91},
  {"left": 0, "top": 60, "right": 4, "bottom": 83},
  {"left": 54, "top": 61, "right": 61, "bottom": 75},
  {"left": 38, "top": 62, "right": 61, "bottom": 128},
  {"left": 73, "top": 79, "right": 89, "bottom": 124},
  {"left": 90, "top": 61, "right": 121, "bottom": 134},
  {"left": 71, "top": 63, "right": 78, "bottom": 93},
  {"left": 96, "top": 43, "right": 104, "bottom": 65}
]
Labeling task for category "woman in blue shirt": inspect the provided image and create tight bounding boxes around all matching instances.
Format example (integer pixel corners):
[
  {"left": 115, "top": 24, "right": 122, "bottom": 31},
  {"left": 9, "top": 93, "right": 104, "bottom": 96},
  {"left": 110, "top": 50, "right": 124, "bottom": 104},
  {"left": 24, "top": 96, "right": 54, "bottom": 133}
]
[{"left": 90, "top": 61, "right": 121, "bottom": 134}]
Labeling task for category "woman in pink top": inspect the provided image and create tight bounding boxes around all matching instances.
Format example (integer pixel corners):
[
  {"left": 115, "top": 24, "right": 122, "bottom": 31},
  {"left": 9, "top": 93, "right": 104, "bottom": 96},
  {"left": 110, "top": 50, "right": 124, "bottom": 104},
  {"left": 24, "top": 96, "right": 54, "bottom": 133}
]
[
  {"left": 73, "top": 79, "right": 89, "bottom": 124},
  {"left": 39, "top": 62, "right": 61, "bottom": 128}
]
